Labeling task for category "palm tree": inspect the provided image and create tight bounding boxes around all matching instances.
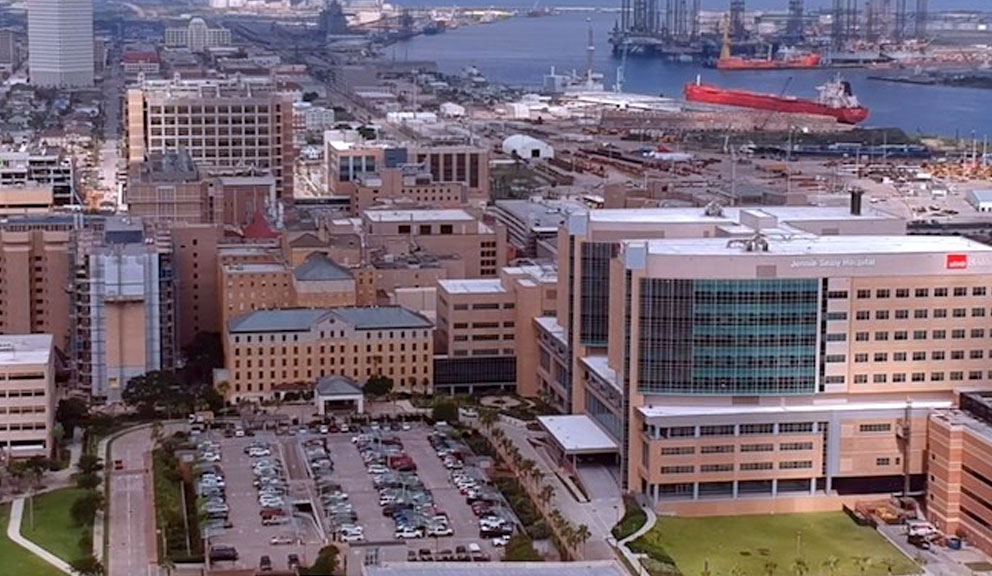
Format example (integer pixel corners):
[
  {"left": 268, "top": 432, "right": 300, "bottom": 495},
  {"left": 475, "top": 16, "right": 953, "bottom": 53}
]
[
  {"left": 479, "top": 408, "right": 498, "bottom": 431},
  {"left": 574, "top": 524, "right": 591, "bottom": 556},
  {"left": 701, "top": 560, "right": 713, "bottom": 576},
  {"left": 530, "top": 468, "right": 545, "bottom": 486},
  {"left": 879, "top": 558, "right": 896, "bottom": 576},
  {"left": 519, "top": 459, "right": 536, "bottom": 485},
  {"left": 822, "top": 556, "right": 841, "bottom": 576},
  {"left": 160, "top": 556, "right": 176, "bottom": 576},
  {"left": 539, "top": 484, "right": 555, "bottom": 508},
  {"left": 851, "top": 556, "right": 872, "bottom": 576},
  {"left": 763, "top": 561, "right": 778, "bottom": 576},
  {"left": 730, "top": 566, "right": 746, "bottom": 576},
  {"left": 791, "top": 558, "right": 809, "bottom": 576}
]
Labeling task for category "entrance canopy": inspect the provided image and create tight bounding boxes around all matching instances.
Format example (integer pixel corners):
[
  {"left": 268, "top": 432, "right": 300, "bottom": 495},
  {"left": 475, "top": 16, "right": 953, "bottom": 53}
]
[
  {"left": 315, "top": 375, "right": 364, "bottom": 415},
  {"left": 537, "top": 414, "right": 619, "bottom": 455}
]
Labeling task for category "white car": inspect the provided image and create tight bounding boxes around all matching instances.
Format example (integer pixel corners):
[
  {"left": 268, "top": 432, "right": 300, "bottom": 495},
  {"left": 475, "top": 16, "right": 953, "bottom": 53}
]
[
  {"left": 492, "top": 535, "right": 510, "bottom": 547},
  {"left": 367, "top": 464, "right": 389, "bottom": 475},
  {"left": 401, "top": 423, "right": 411, "bottom": 431},
  {"left": 394, "top": 527, "right": 423, "bottom": 539},
  {"left": 468, "top": 543, "right": 482, "bottom": 554},
  {"left": 341, "top": 532, "right": 365, "bottom": 543},
  {"left": 319, "top": 425, "right": 329, "bottom": 434},
  {"left": 270, "top": 535, "right": 296, "bottom": 545}
]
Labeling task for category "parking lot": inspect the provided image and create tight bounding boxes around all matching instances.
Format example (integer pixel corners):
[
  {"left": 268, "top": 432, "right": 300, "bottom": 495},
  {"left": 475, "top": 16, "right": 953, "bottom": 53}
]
[{"left": 194, "top": 417, "right": 517, "bottom": 571}]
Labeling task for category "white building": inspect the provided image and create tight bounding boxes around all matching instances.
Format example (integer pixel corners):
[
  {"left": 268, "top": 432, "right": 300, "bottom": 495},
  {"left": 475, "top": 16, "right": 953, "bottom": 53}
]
[
  {"left": 502, "top": 134, "right": 554, "bottom": 160},
  {"left": 966, "top": 189, "right": 992, "bottom": 213},
  {"left": 0, "top": 334, "right": 55, "bottom": 459},
  {"left": 165, "top": 18, "right": 231, "bottom": 52},
  {"left": 27, "top": 0, "right": 94, "bottom": 87}
]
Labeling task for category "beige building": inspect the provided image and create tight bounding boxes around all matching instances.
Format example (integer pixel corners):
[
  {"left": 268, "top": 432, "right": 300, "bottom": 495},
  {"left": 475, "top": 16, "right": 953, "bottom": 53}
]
[
  {"left": 435, "top": 264, "right": 557, "bottom": 396},
  {"left": 0, "top": 216, "right": 73, "bottom": 353},
  {"left": 928, "top": 392, "right": 992, "bottom": 557},
  {"left": 353, "top": 167, "right": 467, "bottom": 213},
  {"left": 125, "top": 78, "right": 295, "bottom": 198},
  {"left": 219, "top": 306, "right": 433, "bottom": 403},
  {"left": 0, "top": 334, "right": 55, "bottom": 459},
  {"left": 363, "top": 209, "right": 505, "bottom": 278}
]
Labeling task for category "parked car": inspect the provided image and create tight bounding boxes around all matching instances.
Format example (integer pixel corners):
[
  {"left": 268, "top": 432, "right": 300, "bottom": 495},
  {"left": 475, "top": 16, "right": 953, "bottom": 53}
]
[
  {"left": 260, "top": 555, "right": 273, "bottom": 572},
  {"left": 209, "top": 545, "right": 239, "bottom": 562}
]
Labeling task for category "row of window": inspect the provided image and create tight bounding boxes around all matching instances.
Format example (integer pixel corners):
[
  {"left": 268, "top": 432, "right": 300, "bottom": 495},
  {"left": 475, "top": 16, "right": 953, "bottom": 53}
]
[
  {"left": 831, "top": 328, "right": 991, "bottom": 342},
  {"left": 660, "top": 442, "right": 814, "bottom": 456},
  {"left": 0, "top": 406, "right": 47, "bottom": 415},
  {"left": 452, "top": 322, "right": 515, "bottom": 330},
  {"left": 845, "top": 371, "right": 992, "bottom": 384},
  {"left": 0, "top": 389, "right": 46, "bottom": 397},
  {"left": 829, "top": 350, "right": 990, "bottom": 363},
  {"left": 851, "top": 307, "right": 989, "bottom": 320},
  {"left": 830, "top": 286, "right": 989, "bottom": 299},
  {"left": 652, "top": 422, "right": 816, "bottom": 439},
  {"left": 0, "top": 422, "right": 47, "bottom": 431},
  {"left": 660, "top": 460, "right": 814, "bottom": 474},
  {"left": 453, "top": 303, "right": 514, "bottom": 311}
]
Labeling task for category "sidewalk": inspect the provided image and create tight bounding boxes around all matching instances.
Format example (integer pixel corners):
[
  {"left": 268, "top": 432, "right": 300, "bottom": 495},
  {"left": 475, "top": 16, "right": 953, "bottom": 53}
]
[{"left": 6, "top": 497, "right": 74, "bottom": 575}]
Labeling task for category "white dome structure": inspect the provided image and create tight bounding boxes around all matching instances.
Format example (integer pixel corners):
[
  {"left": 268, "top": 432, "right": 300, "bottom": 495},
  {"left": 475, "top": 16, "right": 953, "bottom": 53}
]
[{"left": 502, "top": 134, "right": 554, "bottom": 160}]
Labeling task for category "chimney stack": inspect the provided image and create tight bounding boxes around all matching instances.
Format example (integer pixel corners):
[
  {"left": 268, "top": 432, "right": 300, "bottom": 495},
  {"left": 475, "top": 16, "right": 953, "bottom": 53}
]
[{"left": 850, "top": 189, "right": 863, "bottom": 216}]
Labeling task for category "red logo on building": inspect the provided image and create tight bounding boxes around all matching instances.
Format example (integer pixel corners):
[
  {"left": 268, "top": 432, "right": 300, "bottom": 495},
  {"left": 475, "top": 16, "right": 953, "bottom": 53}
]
[{"left": 947, "top": 254, "right": 969, "bottom": 269}]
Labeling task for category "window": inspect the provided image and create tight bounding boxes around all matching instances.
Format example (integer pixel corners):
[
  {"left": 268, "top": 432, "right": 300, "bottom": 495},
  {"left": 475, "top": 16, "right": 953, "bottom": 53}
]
[
  {"left": 913, "top": 330, "right": 927, "bottom": 340},
  {"left": 780, "top": 461, "right": 813, "bottom": 469},
  {"left": 932, "top": 351, "right": 945, "bottom": 360},
  {"left": 779, "top": 422, "right": 814, "bottom": 433},
  {"left": 660, "top": 446, "right": 695, "bottom": 455},
  {"left": 973, "top": 329, "right": 986, "bottom": 338},
  {"left": 951, "top": 371, "right": 964, "bottom": 381},
  {"left": 780, "top": 442, "right": 814, "bottom": 451},
  {"left": 740, "top": 443, "right": 774, "bottom": 452},
  {"left": 700, "top": 425, "right": 735, "bottom": 437},
  {"left": 826, "top": 333, "right": 847, "bottom": 342},
  {"left": 876, "top": 289, "right": 891, "bottom": 298},
  {"left": 740, "top": 423, "right": 774, "bottom": 435},
  {"left": 860, "top": 423, "right": 892, "bottom": 433},
  {"left": 825, "top": 354, "right": 846, "bottom": 363},
  {"left": 894, "top": 331, "right": 908, "bottom": 340},
  {"left": 915, "top": 288, "right": 929, "bottom": 297},
  {"left": 856, "top": 311, "right": 870, "bottom": 321},
  {"left": 955, "top": 287, "right": 968, "bottom": 297},
  {"left": 740, "top": 462, "right": 774, "bottom": 471},
  {"left": 970, "top": 371, "right": 983, "bottom": 381},
  {"left": 876, "top": 457, "right": 891, "bottom": 466},
  {"left": 953, "top": 329, "right": 967, "bottom": 339},
  {"left": 665, "top": 427, "right": 695, "bottom": 438},
  {"left": 896, "top": 288, "right": 910, "bottom": 298},
  {"left": 700, "top": 445, "right": 735, "bottom": 454},
  {"left": 875, "top": 331, "right": 889, "bottom": 341},
  {"left": 893, "top": 373, "right": 906, "bottom": 383},
  {"left": 954, "top": 308, "right": 967, "bottom": 318},
  {"left": 855, "top": 332, "right": 870, "bottom": 342},
  {"left": 873, "top": 374, "right": 887, "bottom": 383},
  {"left": 934, "top": 309, "right": 947, "bottom": 318},
  {"left": 914, "top": 309, "right": 928, "bottom": 319},
  {"left": 854, "top": 353, "right": 869, "bottom": 363},
  {"left": 826, "top": 312, "right": 848, "bottom": 321},
  {"left": 974, "top": 287, "right": 987, "bottom": 296},
  {"left": 895, "top": 309, "right": 909, "bottom": 319},
  {"left": 660, "top": 466, "right": 694, "bottom": 475},
  {"left": 912, "top": 372, "right": 926, "bottom": 382},
  {"left": 875, "top": 310, "right": 890, "bottom": 320},
  {"left": 971, "top": 350, "right": 984, "bottom": 360},
  {"left": 974, "top": 308, "right": 987, "bottom": 318},
  {"left": 700, "top": 464, "right": 734, "bottom": 473},
  {"left": 933, "top": 330, "right": 946, "bottom": 339},
  {"left": 854, "top": 374, "right": 868, "bottom": 384},
  {"left": 932, "top": 372, "right": 945, "bottom": 381},
  {"left": 827, "top": 290, "right": 849, "bottom": 299},
  {"left": 935, "top": 288, "right": 948, "bottom": 297},
  {"left": 894, "top": 352, "right": 907, "bottom": 361},
  {"left": 874, "top": 352, "right": 888, "bottom": 362},
  {"left": 856, "top": 289, "right": 871, "bottom": 299},
  {"left": 952, "top": 350, "right": 965, "bottom": 360},
  {"left": 913, "top": 351, "right": 927, "bottom": 361}
]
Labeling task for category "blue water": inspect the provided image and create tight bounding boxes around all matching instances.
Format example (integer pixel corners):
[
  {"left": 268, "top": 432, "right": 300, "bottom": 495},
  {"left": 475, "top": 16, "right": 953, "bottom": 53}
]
[{"left": 389, "top": 10, "right": 992, "bottom": 136}]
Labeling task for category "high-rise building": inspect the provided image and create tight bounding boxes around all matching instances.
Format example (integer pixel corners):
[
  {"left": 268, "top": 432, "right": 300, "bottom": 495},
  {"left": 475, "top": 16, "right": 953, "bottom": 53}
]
[
  {"left": 27, "top": 0, "right": 94, "bottom": 88},
  {"left": 126, "top": 78, "right": 295, "bottom": 199},
  {"left": 70, "top": 218, "right": 177, "bottom": 402},
  {"left": 0, "top": 334, "right": 55, "bottom": 460},
  {"left": 164, "top": 18, "right": 232, "bottom": 52}
]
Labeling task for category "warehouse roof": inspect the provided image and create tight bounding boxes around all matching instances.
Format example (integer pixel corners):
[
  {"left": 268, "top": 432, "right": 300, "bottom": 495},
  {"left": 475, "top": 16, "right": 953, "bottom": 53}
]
[
  {"left": 330, "top": 306, "right": 432, "bottom": 330},
  {"left": 228, "top": 309, "right": 330, "bottom": 334},
  {"left": 293, "top": 253, "right": 353, "bottom": 281}
]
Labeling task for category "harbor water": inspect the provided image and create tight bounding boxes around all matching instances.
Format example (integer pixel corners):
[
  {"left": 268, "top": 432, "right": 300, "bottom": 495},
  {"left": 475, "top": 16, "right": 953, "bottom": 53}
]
[{"left": 389, "top": 2, "right": 992, "bottom": 137}]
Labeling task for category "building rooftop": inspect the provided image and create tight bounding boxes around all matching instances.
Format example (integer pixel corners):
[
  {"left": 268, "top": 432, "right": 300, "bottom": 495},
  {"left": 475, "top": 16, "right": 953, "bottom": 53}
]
[
  {"left": 438, "top": 279, "right": 506, "bottom": 295},
  {"left": 315, "top": 375, "right": 362, "bottom": 397},
  {"left": 330, "top": 306, "right": 433, "bottom": 330},
  {"left": 586, "top": 205, "right": 900, "bottom": 225},
  {"left": 537, "top": 415, "right": 619, "bottom": 455},
  {"left": 534, "top": 317, "right": 567, "bottom": 347},
  {"left": 293, "top": 253, "right": 353, "bottom": 281},
  {"left": 224, "top": 263, "right": 286, "bottom": 274},
  {"left": 228, "top": 309, "right": 330, "bottom": 334},
  {"left": 366, "top": 562, "right": 626, "bottom": 576},
  {"left": 0, "top": 334, "right": 53, "bottom": 367},
  {"left": 136, "top": 150, "right": 199, "bottom": 182},
  {"left": 638, "top": 398, "right": 953, "bottom": 420},
  {"left": 495, "top": 197, "right": 585, "bottom": 232},
  {"left": 638, "top": 234, "right": 992, "bottom": 257},
  {"left": 364, "top": 209, "right": 475, "bottom": 223},
  {"left": 580, "top": 356, "right": 619, "bottom": 392}
]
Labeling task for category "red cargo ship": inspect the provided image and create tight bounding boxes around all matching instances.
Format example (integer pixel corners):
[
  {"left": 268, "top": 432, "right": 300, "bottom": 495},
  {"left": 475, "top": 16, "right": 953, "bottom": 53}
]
[
  {"left": 684, "top": 77, "right": 870, "bottom": 125},
  {"left": 716, "top": 52, "right": 822, "bottom": 70}
]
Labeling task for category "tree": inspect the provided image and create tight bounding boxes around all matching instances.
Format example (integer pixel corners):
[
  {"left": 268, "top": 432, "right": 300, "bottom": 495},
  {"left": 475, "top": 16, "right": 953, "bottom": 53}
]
[
  {"left": 123, "top": 371, "right": 188, "bottom": 417},
  {"left": 730, "top": 567, "right": 747, "bottom": 576},
  {"left": 822, "top": 556, "right": 841, "bottom": 576},
  {"left": 879, "top": 558, "right": 896, "bottom": 575},
  {"left": 479, "top": 408, "right": 498, "bottom": 431},
  {"left": 301, "top": 544, "right": 340, "bottom": 575},
  {"left": 519, "top": 459, "right": 536, "bottom": 485},
  {"left": 851, "top": 556, "right": 872, "bottom": 576},
  {"left": 503, "top": 534, "right": 542, "bottom": 562},
  {"left": 303, "top": 91, "right": 319, "bottom": 103},
  {"left": 70, "top": 491, "right": 104, "bottom": 527},
  {"left": 181, "top": 332, "right": 224, "bottom": 386},
  {"left": 363, "top": 376, "right": 394, "bottom": 397},
  {"left": 792, "top": 558, "right": 809, "bottom": 576},
  {"left": 77, "top": 454, "right": 103, "bottom": 475},
  {"left": 52, "top": 422, "right": 65, "bottom": 462},
  {"left": 574, "top": 524, "right": 591, "bottom": 555},
  {"left": 69, "top": 556, "right": 105, "bottom": 576},
  {"left": 432, "top": 399, "right": 458, "bottom": 423},
  {"left": 539, "top": 484, "right": 555, "bottom": 508},
  {"left": 75, "top": 473, "right": 101, "bottom": 490},
  {"left": 763, "top": 561, "right": 778, "bottom": 576}
]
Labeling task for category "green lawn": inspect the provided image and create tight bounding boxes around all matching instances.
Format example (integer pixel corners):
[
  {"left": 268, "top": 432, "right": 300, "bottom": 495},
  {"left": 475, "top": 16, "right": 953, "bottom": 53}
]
[
  {"left": 0, "top": 503, "right": 63, "bottom": 576},
  {"left": 19, "top": 488, "right": 91, "bottom": 564},
  {"left": 631, "top": 512, "right": 920, "bottom": 576}
]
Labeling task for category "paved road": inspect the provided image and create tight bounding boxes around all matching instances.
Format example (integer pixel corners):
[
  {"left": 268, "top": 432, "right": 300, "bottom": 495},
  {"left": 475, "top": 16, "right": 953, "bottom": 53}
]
[
  {"left": 97, "top": 46, "right": 122, "bottom": 207},
  {"left": 107, "top": 426, "right": 156, "bottom": 576}
]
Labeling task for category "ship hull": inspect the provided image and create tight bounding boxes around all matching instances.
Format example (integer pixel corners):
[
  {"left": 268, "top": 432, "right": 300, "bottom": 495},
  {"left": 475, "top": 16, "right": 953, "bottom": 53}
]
[
  {"left": 716, "top": 54, "right": 822, "bottom": 70},
  {"left": 684, "top": 83, "right": 869, "bottom": 124}
]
